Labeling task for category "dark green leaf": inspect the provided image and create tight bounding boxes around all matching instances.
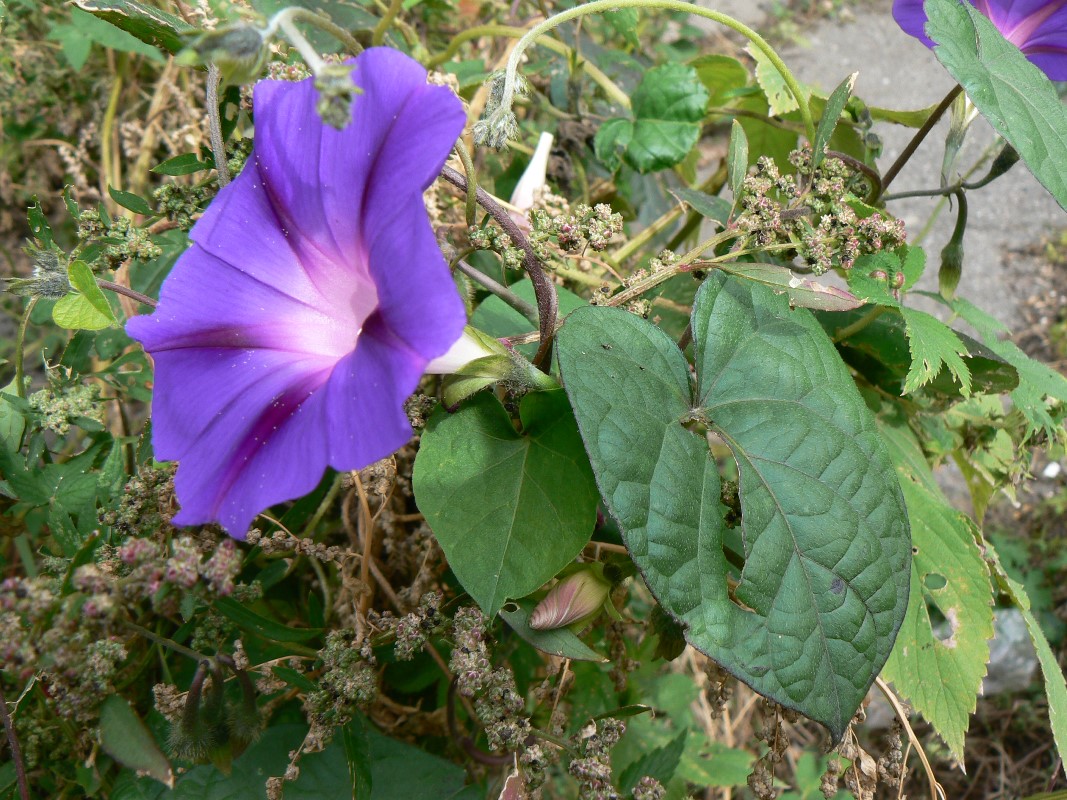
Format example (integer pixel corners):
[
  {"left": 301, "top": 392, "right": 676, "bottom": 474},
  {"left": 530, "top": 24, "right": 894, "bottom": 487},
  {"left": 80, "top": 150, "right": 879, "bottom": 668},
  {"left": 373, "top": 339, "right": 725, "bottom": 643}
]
[
  {"left": 108, "top": 185, "right": 154, "bottom": 216},
  {"left": 271, "top": 666, "right": 318, "bottom": 693},
  {"left": 152, "top": 153, "right": 212, "bottom": 176},
  {"left": 342, "top": 715, "right": 373, "bottom": 799},
  {"left": 500, "top": 597, "right": 607, "bottom": 661},
  {"left": 619, "top": 730, "right": 687, "bottom": 795},
  {"left": 604, "top": 8, "right": 640, "bottom": 48},
  {"left": 52, "top": 8, "right": 165, "bottom": 66},
  {"left": 811, "top": 72, "right": 856, "bottom": 171},
  {"left": 470, "top": 279, "right": 585, "bottom": 359},
  {"left": 556, "top": 274, "right": 911, "bottom": 741},
  {"left": 625, "top": 63, "right": 710, "bottom": 173},
  {"left": 668, "top": 188, "right": 732, "bottom": 227},
  {"left": 0, "top": 381, "right": 26, "bottom": 454},
  {"left": 727, "top": 119, "right": 748, "bottom": 199},
  {"left": 593, "top": 118, "right": 633, "bottom": 172},
  {"left": 99, "top": 696, "right": 174, "bottom": 788},
  {"left": 74, "top": 0, "right": 192, "bottom": 54},
  {"left": 27, "top": 198, "right": 53, "bottom": 247},
  {"left": 927, "top": 0, "right": 1067, "bottom": 210},
  {"left": 716, "top": 262, "right": 862, "bottom": 311},
  {"left": 214, "top": 596, "right": 323, "bottom": 643},
  {"left": 413, "top": 390, "right": 599, "bottom": 617}
]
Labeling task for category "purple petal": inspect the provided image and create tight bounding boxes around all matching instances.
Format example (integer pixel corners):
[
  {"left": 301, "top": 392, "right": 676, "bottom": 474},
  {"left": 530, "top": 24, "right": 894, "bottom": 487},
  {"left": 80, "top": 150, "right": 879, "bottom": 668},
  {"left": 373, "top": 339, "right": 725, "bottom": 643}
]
[
  {"left": 127, "top": 47, "right": 467, "bottom": 536},
  {"left": 893, "top": 0, "right": 935, "bottom": 46}
]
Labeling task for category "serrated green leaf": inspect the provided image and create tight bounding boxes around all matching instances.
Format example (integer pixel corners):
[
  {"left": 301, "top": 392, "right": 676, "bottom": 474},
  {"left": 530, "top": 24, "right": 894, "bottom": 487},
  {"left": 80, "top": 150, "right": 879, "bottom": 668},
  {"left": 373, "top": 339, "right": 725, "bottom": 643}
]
[
  {"left": 985, "top": 543, "right": 1067, "bottom": 762},
  {"left": 50, "top": 8, "right": 165, "bottom": 67},
  {"left": 926, "top": 0, "right": 1067, "bottom": 210},
  {"left": 556, "top": 274, "right": 911, "bottom": 741},
  {"left": 619, "top": 730, "right": 687, "bottom": 794},
  {"left": 99, "top": 696, "right": 174, "bottom": 788},
  {"left": 108, "top": 185, "right": 154, "bottom": 216},
  {"left": 811, "top": 72, "right": 856, "bottom": 170},
  {"left": 214, "top": 596, "right": 323, "bottom": 643},
  {"left": 499, "top": 597, "right": 607, "bottom": 662},
  {"left": 27, "top": 198, "right": 53, "bottom": 247},
  {"left": 604, "top": 8, "right": 640, "bottom": 48},
  {"left": 413, "top": 390, "right": 598, "bottom": 617},
  {"left": 949, "top": 296, "right": 1067, "bottom": 439},
  {"left": 152, "top": 153, "right": 212, "bottom": 176},
  {"left": 716, "top": 262, "right": 862, "bottom": 311},
  {"left": 879, "top": 422, "right": 993, "bottom": 762},
  {"left": 821, "top": 307, "right": 1018, "bottom": 398},
  {"left": 746, "top": 43, "right": 804, "bottom": 115},
  {"left": 74, "top": 0, "right": 191, "bottom": 54},
  {"left": 901, "top": 308, "right": 971, "bottom": 395},
  {"left": 624, "top": 63, "right": 709, "bottom": 173},
  {"left": 593, "top": 118, "right": 633, "bottom": 172},
  {"left": 727, "top": 119, "right": 748, "bottom": 199}
]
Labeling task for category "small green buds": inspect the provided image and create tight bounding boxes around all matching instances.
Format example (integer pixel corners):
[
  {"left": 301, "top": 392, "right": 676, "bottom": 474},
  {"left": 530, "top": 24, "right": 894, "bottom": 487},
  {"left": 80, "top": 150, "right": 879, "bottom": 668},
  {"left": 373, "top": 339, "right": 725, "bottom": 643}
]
[
  {"left": 939, "top": 191, "right": 968, "bottom": 300},
  {"left": 314, "top": 63, "right": 361, "bottom": 130},
  {"left": 529, "top": 566, "right": 612, "bottom": 631},
  {"left": 6, "top": 249, "right": 71, "bottom": 300},
  {"left": 180, "top": 23, "right": 270, "bottom": 85}
]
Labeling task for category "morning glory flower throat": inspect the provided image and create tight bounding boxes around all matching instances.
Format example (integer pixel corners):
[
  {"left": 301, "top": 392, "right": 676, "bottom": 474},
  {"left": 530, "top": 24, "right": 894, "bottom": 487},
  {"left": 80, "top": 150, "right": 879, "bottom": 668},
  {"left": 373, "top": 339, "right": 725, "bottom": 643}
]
[
  {"left": 127, "top": 48, "right": 468, "bottom": 537},
  {"left": 893, "top": 0, "right": 1067, "bottom": 79}
]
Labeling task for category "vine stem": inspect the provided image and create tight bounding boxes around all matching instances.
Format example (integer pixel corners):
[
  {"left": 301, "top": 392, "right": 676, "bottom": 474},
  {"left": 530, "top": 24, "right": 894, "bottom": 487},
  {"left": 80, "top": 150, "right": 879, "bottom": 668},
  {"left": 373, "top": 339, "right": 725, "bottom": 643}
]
[
  {"left": 453, "top": 142, "right": 480, "bottom": 227},
  {"left": 263, "top": 8, "right": 363, "bottom": 58},
  {"left": 97, "top": 278, "right": 158, "bottom": 309},
  {"left": 124, "top": 620, "right": 209, "bottom": 662},
  {"left": 832, "top": 305, "right": 888, "bottom": 342},
  {"left": 492, "top": 0, "right": 813, "bottom": 143},
  {"left": 14, "top": 298, "right": 38, "bottom": 399},
  {"left": 439, "top": 164, "right": 558, "bottom": 367},
  {"left": 425, "top": 24, "right": 629, "bottom": 108},
  {"left": 206, "top": 65, "right": 231, "bottom": 188},
  {"left": 0, "top": 681, "right": 29, "bottom": 800},
  {"left": 371, "top": 0, "right": 404, "bottom": 45},
  {"left": 877, "top": 85, "right": 962, "bottom": 199},
  {"left": 456, "top": 260, "right": 539, "bottom": 325}
]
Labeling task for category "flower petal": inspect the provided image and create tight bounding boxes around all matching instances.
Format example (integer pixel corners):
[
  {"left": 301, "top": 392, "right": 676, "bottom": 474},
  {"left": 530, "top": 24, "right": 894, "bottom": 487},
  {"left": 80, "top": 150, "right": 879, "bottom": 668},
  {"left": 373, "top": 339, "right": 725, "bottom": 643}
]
[
  {"left": 892, "top": 0, "right": 935, "bottom": 46},
  {"left": 128, "top": 48, "right": 467, "bottom": 535}
]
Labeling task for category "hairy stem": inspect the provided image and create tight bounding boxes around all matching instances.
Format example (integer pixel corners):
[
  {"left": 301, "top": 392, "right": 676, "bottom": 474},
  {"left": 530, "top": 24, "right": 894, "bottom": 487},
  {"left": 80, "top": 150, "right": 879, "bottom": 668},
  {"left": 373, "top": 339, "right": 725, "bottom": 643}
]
[
  {"left": 265, "top": 7, "right": 362, "bottom": 57},
  {"left": 207, "top": 65, "right": 231, "bottom": 188},
  {"left": 0, "top": 681, "right": 29, "bottom": 800},
  {"left": 439, "top": 164, "right": 558, "bottom": 367},
  {"left": 371, "top": 0, "right": 404, "bottom": 45},
  {"left": 425, "top": 24, "right": 629, "bottom": 108},
  {"left": 492, "top": 0, "right": 812, "bottom": 142},
  {"left": 14, "top": 298, "right": 38, "bottom": 399},
  {"left": 98, "top": 278, "right": 158, "bottom": 309},
  {"left": 456, "top": 260, "right": 539, "bottom": 325}
]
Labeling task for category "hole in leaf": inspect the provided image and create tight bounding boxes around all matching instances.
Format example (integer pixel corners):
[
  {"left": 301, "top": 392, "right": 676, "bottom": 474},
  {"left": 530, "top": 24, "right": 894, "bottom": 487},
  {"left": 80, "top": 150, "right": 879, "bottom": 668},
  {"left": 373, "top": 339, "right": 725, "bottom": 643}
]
[
  {"left": 923, "top": 572, "right": 947, "bottom": 591},
  {"left": 925, "top": 600, "right": 959, "bottom": 645}
]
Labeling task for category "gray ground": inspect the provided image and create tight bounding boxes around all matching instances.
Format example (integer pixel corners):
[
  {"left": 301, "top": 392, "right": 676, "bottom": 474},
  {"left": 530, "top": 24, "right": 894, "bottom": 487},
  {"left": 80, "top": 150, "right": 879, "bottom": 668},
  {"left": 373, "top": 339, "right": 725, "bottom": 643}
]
[{"left": 697, "top": 0, "right": 1067, "bottom": 332}]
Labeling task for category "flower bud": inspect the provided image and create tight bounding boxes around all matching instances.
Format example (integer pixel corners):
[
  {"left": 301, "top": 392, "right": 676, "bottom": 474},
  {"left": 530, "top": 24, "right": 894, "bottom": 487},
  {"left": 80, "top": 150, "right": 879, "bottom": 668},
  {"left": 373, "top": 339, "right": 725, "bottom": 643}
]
[
  {"left": 6, "top": 249, "right": 71, "bottom": 300},
  {"left": 180, "top": 23, "right": 270, "bottom": 85},
  {"left": 529, "top": 567, "right": 611, "bottom": 631}
]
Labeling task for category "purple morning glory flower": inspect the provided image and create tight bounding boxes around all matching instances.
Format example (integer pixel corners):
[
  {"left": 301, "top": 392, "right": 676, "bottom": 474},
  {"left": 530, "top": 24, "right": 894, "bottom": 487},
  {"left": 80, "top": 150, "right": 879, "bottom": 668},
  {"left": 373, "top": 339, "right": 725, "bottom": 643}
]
[
  {"left": 127, "top": 48, "right": 469, "bottom": 536},
  {"left": 893, "top": 0, "right": 1067, "bottom": 80}
]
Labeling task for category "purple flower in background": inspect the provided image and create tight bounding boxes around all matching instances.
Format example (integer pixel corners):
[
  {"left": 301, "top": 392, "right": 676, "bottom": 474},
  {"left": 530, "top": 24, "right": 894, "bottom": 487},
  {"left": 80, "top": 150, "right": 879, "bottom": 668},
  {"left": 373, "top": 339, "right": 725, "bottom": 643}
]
[
  {"left": 127, "top": 48, "right": 469, "bottom": 536},
  {"left": 893, "top": 0, "right": 1067, "bottom": 80}
]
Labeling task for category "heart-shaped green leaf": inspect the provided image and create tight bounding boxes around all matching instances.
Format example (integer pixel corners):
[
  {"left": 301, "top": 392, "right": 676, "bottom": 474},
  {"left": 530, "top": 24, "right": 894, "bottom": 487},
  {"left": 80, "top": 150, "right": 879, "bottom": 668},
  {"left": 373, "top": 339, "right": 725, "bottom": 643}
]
[
  {"left": 413, "top": 390, "right": 599, "bottom": 617},
  {"left": 556, "top": 274, "right": 911, "bottom": 740}
]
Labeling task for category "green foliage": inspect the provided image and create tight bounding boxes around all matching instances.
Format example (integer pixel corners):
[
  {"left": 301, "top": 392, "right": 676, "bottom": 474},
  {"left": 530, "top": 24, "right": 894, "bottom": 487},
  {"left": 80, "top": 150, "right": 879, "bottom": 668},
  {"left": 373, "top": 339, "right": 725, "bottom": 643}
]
[
  {"left": 53, "top": 260, "right": 117, "bottom": 331},
  {"left": 414, "top": 390, "right": 599, "bottom": 617},
  {"left": 594, "top": 63, "right": 710, "bottom": 173},
  {"left": 99, "top": 696, "right": 174, "bottom": 788},
  {"left": 48, "top": 7, "right": 164, "bottom": 70},
  {"left": 879, "top": 421, "right": 994, "bottom": 762},
  {"left": 74, "top": 0, "right": 192, "bottom": 55},
  {"left": 927, "top": 0, "right": 1067, "bottom": 211},
  {"left": 557, "top": 274, "right": 911, "bottom": 741}
]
